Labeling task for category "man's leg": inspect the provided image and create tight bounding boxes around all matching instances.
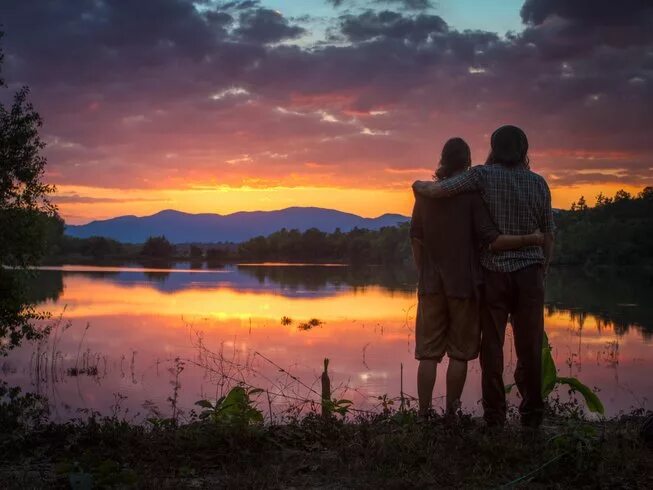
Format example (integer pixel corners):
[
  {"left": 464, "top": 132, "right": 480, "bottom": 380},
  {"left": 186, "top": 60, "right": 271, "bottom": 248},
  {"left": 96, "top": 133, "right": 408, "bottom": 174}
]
[
  {"left": 418, "top": 359, "right": 439, "bottom": 416},
  {"left": 445, "top": 358, "right": 467, "bottom": 414},
  {"left": 511, "top": 265, "right": 546, "bottom": 428},
  {"left": 480, "top": 269, "right": 511, "bottom": 426}
]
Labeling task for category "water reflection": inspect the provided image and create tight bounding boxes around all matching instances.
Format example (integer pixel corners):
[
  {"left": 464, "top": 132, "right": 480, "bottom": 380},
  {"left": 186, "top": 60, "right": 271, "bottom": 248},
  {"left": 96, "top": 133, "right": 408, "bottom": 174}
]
[
  {"left": 238, "top": 264, "right": 417, "bottom": 293},
  {"left": 27, "top": 269, "right": 65, "bottom": 303},
  {"left": 26, "top": 265, "right": 653, "bottom": 335},
  {"left": 29, "top": 264, "right": 416, "bottom": 298},
  {"left": 545, "top": 268, "right": 653, "bottom": 339},
  {"left": 4, "top": 264, "right": 652, "bottom": 420}
]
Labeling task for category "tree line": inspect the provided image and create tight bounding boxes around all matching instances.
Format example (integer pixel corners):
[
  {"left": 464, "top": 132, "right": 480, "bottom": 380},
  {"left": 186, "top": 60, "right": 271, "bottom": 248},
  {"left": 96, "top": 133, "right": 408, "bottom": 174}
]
[
  {"left": 554, "top": 187, "right": 653, "bottom": 267},
  {"left": 42, "top": 187, "right": 653, "bottom": 269},
  {"left": 220, "top": 190, "right": 653, "bottom": 268},
  {"left": 237, "top": 225, "right": 411, "bottom": 264},
  {"left": 45, "top": 224, "right": 412, "bottom": 265}
]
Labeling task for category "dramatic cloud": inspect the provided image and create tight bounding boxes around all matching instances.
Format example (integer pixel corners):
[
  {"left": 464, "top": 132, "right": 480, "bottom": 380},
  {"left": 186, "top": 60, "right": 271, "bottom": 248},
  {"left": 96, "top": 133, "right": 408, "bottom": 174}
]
[
  {"left": 339, "top": 10, "right": 447, "bottom": 42},
  {"left": 329, "top": 0, "right": 435, "bottom": 10},
  {"left": 521, "top": 0, "right": 653, "bottom": 26},
  {"left": 0, "top": 0, "right": 651, "bottom": 221},
  {"left": 235, "top": 7, "right": 306, "bottom": 43}
]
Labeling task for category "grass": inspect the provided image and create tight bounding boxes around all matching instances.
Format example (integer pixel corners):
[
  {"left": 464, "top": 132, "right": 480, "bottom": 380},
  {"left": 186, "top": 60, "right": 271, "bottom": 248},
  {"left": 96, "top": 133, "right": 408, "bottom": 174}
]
[{"left": 1, "top": 384, "right": 652, "bottom": 490}]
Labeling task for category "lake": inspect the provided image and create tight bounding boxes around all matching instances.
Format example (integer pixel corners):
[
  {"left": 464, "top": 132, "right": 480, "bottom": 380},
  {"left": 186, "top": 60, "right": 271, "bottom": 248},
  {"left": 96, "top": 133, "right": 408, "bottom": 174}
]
[{"left": 3, "top": 264, "right": 652, "bottom": 421}]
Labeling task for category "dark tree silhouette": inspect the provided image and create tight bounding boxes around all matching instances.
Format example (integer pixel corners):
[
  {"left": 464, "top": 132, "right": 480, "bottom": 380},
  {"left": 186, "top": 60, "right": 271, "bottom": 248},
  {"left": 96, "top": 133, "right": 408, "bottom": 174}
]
[
  {"left": 0, "top": 32, "right": 59, "bottom": 353},
  {"left": 237, "top": 223, "right": 412, "bottom": 264},
  {"left": 80, "top": 236, "right": 124, "bottom": 258},
  {"left": 141, "top": 236, "right": 175, "bottom": 258},
  {"left": 555, "top": 188, "right": 653, "bottom": 266},
  {"left": 190, "top": 245, "right": 203, "bottom": 259}
]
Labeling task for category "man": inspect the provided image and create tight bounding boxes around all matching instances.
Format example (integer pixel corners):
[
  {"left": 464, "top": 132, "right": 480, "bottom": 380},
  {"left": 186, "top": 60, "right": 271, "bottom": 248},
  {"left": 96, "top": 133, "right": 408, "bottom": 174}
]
[{"left": 412, "top": 125, "right": 555, "bottom": 428}]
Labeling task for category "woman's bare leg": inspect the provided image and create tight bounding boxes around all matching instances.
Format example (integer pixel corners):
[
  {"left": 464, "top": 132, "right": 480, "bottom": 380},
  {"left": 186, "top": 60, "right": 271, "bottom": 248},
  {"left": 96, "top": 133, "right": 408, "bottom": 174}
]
[
  {"left": 417, "top": 359, "right": 438, "bottom": 416},
  {"left": 446, "top": 358, "right": 468, "bottom": 415}
]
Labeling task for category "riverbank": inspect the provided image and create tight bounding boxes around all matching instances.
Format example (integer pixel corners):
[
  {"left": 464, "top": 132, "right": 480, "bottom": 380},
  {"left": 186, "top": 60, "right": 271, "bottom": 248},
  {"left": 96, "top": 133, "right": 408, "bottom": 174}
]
[{"left": 1, "top": 398, "right": 651, "bottom": 489}]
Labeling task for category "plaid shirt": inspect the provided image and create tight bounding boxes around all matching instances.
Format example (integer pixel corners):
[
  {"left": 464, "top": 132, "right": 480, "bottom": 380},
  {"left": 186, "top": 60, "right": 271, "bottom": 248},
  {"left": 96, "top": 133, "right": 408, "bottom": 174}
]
[{"left": 414, "top": 164, "right": 555, "bottom": 272}]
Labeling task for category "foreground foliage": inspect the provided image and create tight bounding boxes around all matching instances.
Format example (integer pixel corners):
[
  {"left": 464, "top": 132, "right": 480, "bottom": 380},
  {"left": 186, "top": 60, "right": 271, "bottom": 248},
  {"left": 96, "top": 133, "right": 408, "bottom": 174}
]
[{"left": 1, "top": 383, "right": 651, "bottom": 489}]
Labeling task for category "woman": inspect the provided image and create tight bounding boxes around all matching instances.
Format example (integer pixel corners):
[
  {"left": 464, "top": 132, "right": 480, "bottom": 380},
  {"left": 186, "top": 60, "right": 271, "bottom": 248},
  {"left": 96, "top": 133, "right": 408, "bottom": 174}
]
[{"left": 410, "top": 137, "right": 542, "bottom": 417}]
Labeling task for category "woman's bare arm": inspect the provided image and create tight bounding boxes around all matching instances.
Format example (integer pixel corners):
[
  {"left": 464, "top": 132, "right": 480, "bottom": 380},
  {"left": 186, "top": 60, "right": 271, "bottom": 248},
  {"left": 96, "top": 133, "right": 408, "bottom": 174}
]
[
  {"left": 489, "top": 231, "right": 544, "bottom": 252},
  {"left": 471, "top": 194, "right": 542, "bottom": 253}
]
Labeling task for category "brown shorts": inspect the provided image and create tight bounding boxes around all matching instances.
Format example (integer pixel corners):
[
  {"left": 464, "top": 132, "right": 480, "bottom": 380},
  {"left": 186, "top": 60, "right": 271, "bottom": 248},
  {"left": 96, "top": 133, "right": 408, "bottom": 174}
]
[{"left": 415, "top": 293, "right": 480, "bottom": 362}]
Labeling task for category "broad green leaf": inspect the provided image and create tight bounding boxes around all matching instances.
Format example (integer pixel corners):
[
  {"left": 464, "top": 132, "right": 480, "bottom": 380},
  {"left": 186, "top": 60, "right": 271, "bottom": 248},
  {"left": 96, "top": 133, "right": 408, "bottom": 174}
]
[
  {"left": 504, "top": 332, "right": 605, "bottom": 415},
  {"left": 194, "top": 399, "right": 214, "bottom": 409},
  {"left": 541, "top": 331, "right": 557, "bottom": 397},
  {"left": 212, "top": 386, "right": 265, "bottom": 425},
  {"left": 557, "top": 376, "right": 605, "bottom": 415},
  {"left": 218, "top": 387, "right": 248, "bottom": 416}
]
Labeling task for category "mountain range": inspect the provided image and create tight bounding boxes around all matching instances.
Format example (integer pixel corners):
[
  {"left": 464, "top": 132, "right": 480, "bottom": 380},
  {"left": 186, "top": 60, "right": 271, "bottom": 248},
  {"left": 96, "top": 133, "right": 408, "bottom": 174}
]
[{"left": 65, "top": 207, "right": 410, "bottom": 243}]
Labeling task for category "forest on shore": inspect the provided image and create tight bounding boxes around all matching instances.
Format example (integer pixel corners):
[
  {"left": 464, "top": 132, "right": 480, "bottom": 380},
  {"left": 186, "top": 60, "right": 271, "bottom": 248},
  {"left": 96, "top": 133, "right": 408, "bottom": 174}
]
[{"left": 42, "top": 186, "right": 653, "bottom": 268}]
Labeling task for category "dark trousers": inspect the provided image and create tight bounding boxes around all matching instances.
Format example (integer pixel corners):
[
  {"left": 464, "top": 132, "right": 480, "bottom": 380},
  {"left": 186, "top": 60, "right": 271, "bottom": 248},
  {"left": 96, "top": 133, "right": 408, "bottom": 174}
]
[{"left": 480, "top": 265, "right": 545, "bottom": 427}]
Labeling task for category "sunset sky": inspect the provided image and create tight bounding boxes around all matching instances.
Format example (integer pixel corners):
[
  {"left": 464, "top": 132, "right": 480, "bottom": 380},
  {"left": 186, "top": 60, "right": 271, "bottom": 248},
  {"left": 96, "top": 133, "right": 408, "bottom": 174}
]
[{"left": 1, "top": 0, "right": 652, "bottom": 224}]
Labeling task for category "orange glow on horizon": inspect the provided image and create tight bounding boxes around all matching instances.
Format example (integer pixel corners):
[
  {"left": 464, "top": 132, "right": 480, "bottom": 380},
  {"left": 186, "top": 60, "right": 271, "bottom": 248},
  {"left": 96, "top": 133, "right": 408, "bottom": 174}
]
[
  {"left": 55, "top": 180, "right": 650, "bottom": 225},
  {"left": 55, "top": 184, "right": 416, "bottom": 224},
  {"left": 549, "top": 182, "right": 647, "bottom": 211}
]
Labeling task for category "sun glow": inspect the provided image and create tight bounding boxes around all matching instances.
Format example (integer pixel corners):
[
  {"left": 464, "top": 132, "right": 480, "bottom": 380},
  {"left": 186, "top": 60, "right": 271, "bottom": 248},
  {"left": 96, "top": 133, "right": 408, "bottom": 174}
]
[
  {"left": 54, "top": 184, "right": 416, "bottom": 224},
  {"left": 55, "top": 179, "right": 650, "bottom": 225}
]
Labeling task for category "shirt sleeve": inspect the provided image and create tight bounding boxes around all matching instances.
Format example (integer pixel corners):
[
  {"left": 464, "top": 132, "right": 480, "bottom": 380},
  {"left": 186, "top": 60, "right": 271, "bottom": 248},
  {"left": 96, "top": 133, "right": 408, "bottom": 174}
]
[
  {"left": 410, "top": 195, "right": 424, "bottom": 239},
  {"left": 471, "top": 194, "right": 500, "bottom": 247},
  {"left": 439, "top": 166, "right": 482, "bottom": 196},
  {"left": 538, "top": 180, "right": 556, "bottom": 233}
]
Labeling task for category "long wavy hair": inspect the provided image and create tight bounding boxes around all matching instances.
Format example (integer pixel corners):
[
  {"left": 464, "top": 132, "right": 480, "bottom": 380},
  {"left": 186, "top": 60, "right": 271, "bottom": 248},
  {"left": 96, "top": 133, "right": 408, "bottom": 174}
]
[
  {"left": 485, "top": 125, "right": 530, "bottom": 168},
  {"left": 435, "top": 137, "right": 471, "bottom": 180}
]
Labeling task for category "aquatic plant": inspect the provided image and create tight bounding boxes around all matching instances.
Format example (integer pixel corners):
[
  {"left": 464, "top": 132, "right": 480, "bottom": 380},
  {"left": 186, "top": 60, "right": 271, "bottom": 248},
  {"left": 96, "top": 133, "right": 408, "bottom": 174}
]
[
  {"left": 297, "top": 318, "right": 324, "bottom": 331},
  {"left": 507, "top": 332, "right": 605, "bottom": 415},
  {"left": 280, "top": 316, "right": 293, "bottom": 326}
]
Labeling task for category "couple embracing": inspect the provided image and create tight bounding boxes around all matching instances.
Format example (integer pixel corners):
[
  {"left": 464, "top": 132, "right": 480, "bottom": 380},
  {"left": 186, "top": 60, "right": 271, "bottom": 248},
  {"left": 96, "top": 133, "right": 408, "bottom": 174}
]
[{"left": 410, "top": 125, "right": 555, "bottom": 429}]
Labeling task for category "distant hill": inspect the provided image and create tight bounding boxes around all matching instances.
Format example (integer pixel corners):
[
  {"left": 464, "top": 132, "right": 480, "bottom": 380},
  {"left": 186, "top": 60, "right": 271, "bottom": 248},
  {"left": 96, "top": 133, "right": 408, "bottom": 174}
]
[{"left": 65, "top": 207, "right": 410, "bottom": 243}]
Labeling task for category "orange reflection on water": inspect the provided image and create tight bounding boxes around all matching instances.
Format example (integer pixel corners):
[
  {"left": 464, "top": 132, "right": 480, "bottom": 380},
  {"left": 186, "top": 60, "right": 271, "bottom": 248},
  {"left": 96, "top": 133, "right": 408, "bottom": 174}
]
[{"left": 54, "top": 276, "right": 416, "bottom": 326}]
